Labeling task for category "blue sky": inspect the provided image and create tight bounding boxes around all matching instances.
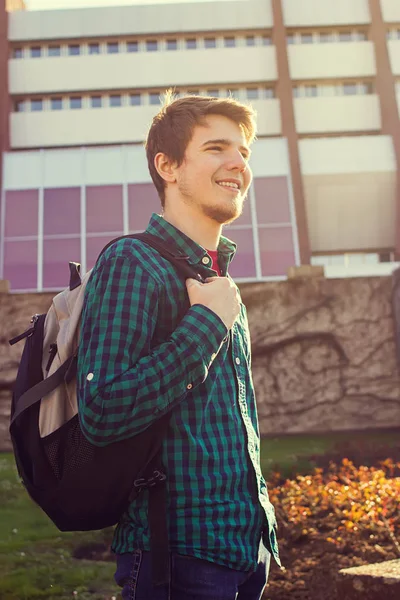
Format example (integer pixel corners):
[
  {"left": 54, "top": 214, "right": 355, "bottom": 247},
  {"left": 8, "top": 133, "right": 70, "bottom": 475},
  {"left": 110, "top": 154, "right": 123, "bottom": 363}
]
[{"left": 25, "top": 0, "right": 235, "bottom": 9}]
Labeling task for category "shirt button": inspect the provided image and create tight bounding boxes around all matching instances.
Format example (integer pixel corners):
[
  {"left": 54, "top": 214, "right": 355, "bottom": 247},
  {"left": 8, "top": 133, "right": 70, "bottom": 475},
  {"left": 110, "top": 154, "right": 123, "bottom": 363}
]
[
  {"left": 235, "top": 357, "right": 240, "bottom": 365},
  {"left": 87, "top": 373, "right": 94, "bottom": 381},
  {"left": 187, "top": 383, "right": 193, "bottom": 390},
  {"left": 202, "top": 256, "right": 210, "bottom": 265}
]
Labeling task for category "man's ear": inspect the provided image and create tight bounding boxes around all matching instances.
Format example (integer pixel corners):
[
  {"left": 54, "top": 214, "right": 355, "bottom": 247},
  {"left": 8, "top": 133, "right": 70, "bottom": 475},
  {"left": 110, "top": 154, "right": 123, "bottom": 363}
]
[{"left": 154, "top": 152, "right": 177, "bottom": 184}]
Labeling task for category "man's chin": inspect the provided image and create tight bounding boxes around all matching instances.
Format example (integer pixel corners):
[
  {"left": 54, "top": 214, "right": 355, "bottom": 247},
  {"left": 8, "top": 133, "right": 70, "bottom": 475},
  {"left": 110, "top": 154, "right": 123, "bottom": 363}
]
[{"left": 203, "top": 201, "right": 244, "bottom": 225}]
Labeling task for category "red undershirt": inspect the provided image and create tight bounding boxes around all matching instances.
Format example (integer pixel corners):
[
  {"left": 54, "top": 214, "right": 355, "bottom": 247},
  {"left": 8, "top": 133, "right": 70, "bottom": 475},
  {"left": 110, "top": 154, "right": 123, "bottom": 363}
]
[{"left": 207, "top": 249, "right": 221, "bottom": 277}]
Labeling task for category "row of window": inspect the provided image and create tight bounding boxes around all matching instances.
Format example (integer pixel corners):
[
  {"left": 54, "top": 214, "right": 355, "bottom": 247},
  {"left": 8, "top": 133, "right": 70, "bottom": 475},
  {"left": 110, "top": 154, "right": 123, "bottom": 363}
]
[
  {"left": 287, "top": 29, "right": 368, "bottom": 44},
  {"left": 311, "top": 252, "right": 394, "bottom": 267},
  {"left": 293, "top": 82, "right": 373, "bottom": 98},
  {"left": 13, "top": 86, "right": 275, "bottom": 113},
  {"left": 11, "top": 33, "right": 272, "bottom": 59},
  {"left": 387, "top": 29, "right": 400, "bottom": 40}
]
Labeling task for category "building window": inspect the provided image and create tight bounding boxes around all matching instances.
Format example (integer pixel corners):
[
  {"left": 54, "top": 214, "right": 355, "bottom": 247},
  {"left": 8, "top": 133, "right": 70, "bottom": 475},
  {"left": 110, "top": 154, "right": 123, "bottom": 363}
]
[
  {"left": 339, "top": 32, "right": 351, "bottom": 42},
  {"left": 15, "top": 100, "right": 25, "bottom": 112},
  {"left": 68, "top": 44, "right": 80, "bottom": 56},
  {"left": 146, "top": 40, "right": 158, "bottom": 52},
  {"left": 51, "top": 98, "right": 63, "bottom": 110},
  {"left": 186, "top": 38, "right": 197, "bottom": 49},
  {"left": 205, "top": 37, "right": 216, "bottom": 49},
  {"left": 13, "top": 48, "right": 23, "bottom": 58},
  {"left": 354, "top": 31, "right": 367, "bottom": 41},
  {"left": 89, "top": 43, "right": 100, "bottom": 55},
  {"left": 31, "top": 99, "right": 43, "bottom": 111},
  {"left": 301, "top": 33, "right": 313, "bottom": 44},
  {"left": 187, "top": 89, "right": 199, "bottom": 95},
  {"left": 91, "top": 96, "right": 102, "bottom": 108},
  {"left": 246, "top": 88, "right": 259, "bottom": 100},
  {"left": 293, "top": 87, "right": 301, "bottom": 97},
  {"left": 319, "top": 32, "right": 334, "bottom": 43},
  {"left": 261, "top": 35, "right": 272, "bottom": 46},
  {"left": 305, "top": 85, "right": 317, "bottom": 97},
  {"left": 287, "top": 34, "right": 295, "bottom": 44},
  {"left": 166, "top": 39, "right": 177, "bottom": 50},
  {"left": 70, "top": 97, "right": 82, "bottom": 109},
  {"left": 224, "top": 37, "right": 236, "bottom": 48},
  {"left": 129, "top": 93, "right": 141, "bottom": 105},
  {"left": 343, "top": 83, "right": 357, "bottom": 95},
  {"left": 359, "top": 82, "right": 373, "bottom": 94},
  {"left": 227, "top": 88, "right": 240, "bottom": 99},
  {"left": 30, "top": 47, "right": 41, "bottom": 58},
  {"left": 149, "top": 92, "right": 160, "bottom": 105},
  {"left": 110, "top": 94, "right": 122, "bottom": 107},
  {"left": 127, "top": 41, "right": 139, "bottom": 52},
  {"left": 262, "top": 87, "right": 275, "bottom": 99},
  {"left": 107, "top": 42, "right": 119, "bottom": 54},
  {"left": 246, "top": 36, "right": 255, "bottom": 47},
  {"left": 48, "top": 45, "right": 61, "bottom": 57},
  {"left": 207, "top": 90, "right": 219, "bottom": 97}
]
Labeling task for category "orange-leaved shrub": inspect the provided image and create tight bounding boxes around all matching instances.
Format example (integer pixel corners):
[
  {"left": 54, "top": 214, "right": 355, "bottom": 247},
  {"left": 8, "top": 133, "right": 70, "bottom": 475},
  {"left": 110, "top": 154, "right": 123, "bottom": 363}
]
[{"left": 268, "top": 459, "right": 400, "bottom": 553}]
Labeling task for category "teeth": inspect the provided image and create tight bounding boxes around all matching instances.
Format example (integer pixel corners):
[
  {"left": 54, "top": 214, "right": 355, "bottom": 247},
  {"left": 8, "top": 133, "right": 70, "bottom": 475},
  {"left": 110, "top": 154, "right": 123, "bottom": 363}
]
[{"left": 217, "top": 181, "right": 239, "bottom": 189}]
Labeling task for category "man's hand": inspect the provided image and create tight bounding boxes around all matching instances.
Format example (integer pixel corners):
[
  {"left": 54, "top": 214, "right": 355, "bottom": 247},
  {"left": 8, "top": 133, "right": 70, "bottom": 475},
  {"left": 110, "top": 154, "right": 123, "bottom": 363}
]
[{"left": 185, "top": 277, "right": 241, "bottom": 330}]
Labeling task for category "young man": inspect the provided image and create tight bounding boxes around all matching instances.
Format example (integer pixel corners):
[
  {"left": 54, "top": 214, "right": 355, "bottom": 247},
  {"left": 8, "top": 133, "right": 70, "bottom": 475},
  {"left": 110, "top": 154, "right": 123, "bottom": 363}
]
[{"left": 77, "top": 93, "right": 280, "bottom": 600}]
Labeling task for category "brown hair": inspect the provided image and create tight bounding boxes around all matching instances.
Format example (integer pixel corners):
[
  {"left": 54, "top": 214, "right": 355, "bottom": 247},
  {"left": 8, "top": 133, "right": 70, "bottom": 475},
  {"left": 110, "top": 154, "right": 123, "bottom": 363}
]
[{"left": 145, "top": 90, "right": 257, "bottom": 207}]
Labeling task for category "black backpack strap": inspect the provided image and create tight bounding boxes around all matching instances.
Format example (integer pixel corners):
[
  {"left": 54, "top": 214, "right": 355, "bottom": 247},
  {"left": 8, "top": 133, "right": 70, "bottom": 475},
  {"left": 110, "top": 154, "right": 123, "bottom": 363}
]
[{"left": 97, "top": 231, "right": 205, "bottom": 283}]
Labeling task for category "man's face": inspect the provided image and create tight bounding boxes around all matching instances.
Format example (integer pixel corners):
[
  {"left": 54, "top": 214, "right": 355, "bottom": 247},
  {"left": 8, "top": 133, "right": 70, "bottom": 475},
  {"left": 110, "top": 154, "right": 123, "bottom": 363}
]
[{"left": 173, "top": 114, "right": 253, "bottom": 225}]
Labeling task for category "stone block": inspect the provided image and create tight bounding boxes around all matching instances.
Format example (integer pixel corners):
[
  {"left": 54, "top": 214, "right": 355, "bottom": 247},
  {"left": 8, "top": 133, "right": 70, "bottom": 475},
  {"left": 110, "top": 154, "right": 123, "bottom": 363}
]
[
  {"left": 337, "top": 559, "right": 400, "bottom": 600},
  {"left": 287, "top": 265, "right": 325, "bottom": 279}
]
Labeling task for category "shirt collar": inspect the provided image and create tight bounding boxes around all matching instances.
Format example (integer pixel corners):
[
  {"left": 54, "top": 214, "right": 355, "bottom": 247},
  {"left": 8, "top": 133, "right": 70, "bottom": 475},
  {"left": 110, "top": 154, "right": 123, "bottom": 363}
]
[{"left": 145, "top": 213, "right": 237, "bottom": 272}]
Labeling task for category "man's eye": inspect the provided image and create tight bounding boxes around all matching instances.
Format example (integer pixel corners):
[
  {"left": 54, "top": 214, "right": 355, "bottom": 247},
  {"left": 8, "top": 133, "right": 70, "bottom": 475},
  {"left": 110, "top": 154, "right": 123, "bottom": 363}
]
[{"left": 209, "top": 146, "right": 223, "bottom": 151}]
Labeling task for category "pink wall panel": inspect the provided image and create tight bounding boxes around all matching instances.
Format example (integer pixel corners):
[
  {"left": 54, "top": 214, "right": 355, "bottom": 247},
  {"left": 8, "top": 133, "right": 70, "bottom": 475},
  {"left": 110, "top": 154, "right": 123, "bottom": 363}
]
[
  {"left": 223, "top": 227, "right": 256, "bottom": 278},
  {"left": 254, "top": 177, "right": 291, "bottom": 224},
  {"left": 86, "top": 185, "right": 123, "bottom": 233},
  {"left": 258, "top": 227, "right": 296, "bottom": 277},
  {"left": 5, "top": 190, "right": 38, "bottom": 237},
  {"left": 43, "top": 237, "right": 81, "bottom": 289},
  {"left": 128, "top": 183, "right": 160, "bottom": 231},
  {"left": 4, "top": 240, "right": 37, "bottom": 290},
  {"left": 44, "top": 188, "right": 80, "bottom": 235},
  {"left": 86, "top": 235, "right": 120, "bottom": 271}
]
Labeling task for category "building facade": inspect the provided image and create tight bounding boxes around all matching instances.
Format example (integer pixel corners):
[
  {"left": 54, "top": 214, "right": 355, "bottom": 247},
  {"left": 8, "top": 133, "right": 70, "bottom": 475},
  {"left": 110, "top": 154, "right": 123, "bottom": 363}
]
[{"left": 1, "top": 0, "right": 400, "bottom": 292}]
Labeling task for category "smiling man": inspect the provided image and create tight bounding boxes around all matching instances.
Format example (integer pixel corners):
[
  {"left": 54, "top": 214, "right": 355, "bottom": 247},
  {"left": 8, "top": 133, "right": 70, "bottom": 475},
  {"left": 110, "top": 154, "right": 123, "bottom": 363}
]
[{"left": 77, "top": 93, "right": 280, "bottom": 600}]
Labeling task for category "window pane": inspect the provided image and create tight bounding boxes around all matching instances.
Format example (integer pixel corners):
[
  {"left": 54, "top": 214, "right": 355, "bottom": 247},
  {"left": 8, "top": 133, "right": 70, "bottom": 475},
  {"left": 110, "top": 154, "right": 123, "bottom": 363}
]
[
  {"left": 287, "top": 34, "right": 295, "bottom": 44},
  {"left": 319, "top": 32, "right": 334, "bottom": 43},
  {"left": 262, "top": 35, "right": 272, "bottom": 46},
  {"left": 224, "top": 37, "right": 236, "bottom": 48},
  {"left": 166, "top": 39, "right": 177, "bottom": 50},
  {"left": 48, "top": 46, "right": 61, "bottom": 57},
  {"left": 254, "top": 177, "right": 291, "bottom": 224},
  {"left": 51, "top": 97, "right": 63, "bottom": 110},
  {"left": 305, "top": 85, "right": 317, "bottom": 97},
  {"left": 130, "top": 93, "right": 141, "bottom": 106},
  {"left": 110, "top": 95, "right": 122, "bottom": 107},
  {"left": 68, "top": 45, "right": 80, "bottom": 56},
  {"left": 149, "top": 92, "right": 160, "bottom": 105},
  {"left": 107, "top": 42, "right": 119, "bottom": 54},
  {"left": 354, "top": 31, "right": 367, "bottom": 41},
  {"left": 246, "top": 36, "right": 255, "bottom": 47},
  {"left": 89, "top": 43, "right": 100, "bottom": 54},
  {"left": 359, "top": 82, "right": 372, "bottom": 94},
  {"left": 127, "top": 41, "right": 138, "bottom": 52},
  {"left": 227, "top": 88, "right": 240, "bottom": 99},
  {"left": 186, "top": 38, "right": 196, "bottom": 49},
  {"left": 44, "top": 187, "right": 80, "bottom": 235},
  {"left": 339, "top": 32, "right": 351, "bottom": 42},
  {"left": 205, "top": 38, "right": 216, "bottom": 48},
  {"left": 91, "top": 96, "right": 102, "bottom": 108},
  {"left": 262, "top": 87, "right": 275, "bottom": 99},
  {"left": 4, "top": 241, "right": 37, "bottom": 291},
  {"left": 223, "top": 228, "right": 256, "bottom": 278},
  {"left": 301, "top": 34, "right": 313, "bottom": 44},
  {"left": 5, "top": 190, "right": 38, "bottom": 237},
  {"left": 128, "top": 183, "right": 160, "bottom": 230},
  {"left": 13, "top": 48, "right": 23, "bottom": 58},
  {"left": 31, "top": 99, "right": 43, "bottom": 111},
  {"left": 43, "top": 238, "right": 81, "bottom": 289},
  {"left": 246, "top": 88, "right": 259, "bottom": 100},
  {"left": 343, "top": 83, "right": 357, "bottom": 95},
  {"left": 86, "top": 185, "right": 124, "bottom": 233},
  {"left": 86, "top": 235, "right": 119, "bottom": 271},
  {"left": 70, "top": 97, "right": 82, "bottom": 109},
  {"left": 207, "top": 90, "right": 219, "bottom": 97},
  {"left": 187, "top": 89, "right": 199, "bottom": 96},
  {"left": 30, "top": 47, "right": 41, "bottom": 58},
  {"left": 146, "top": 40, "right": 158, "bottom": 52},
  {"left": 258, "top": 227, "right": 296, "bottom": 277},
  {"left": 15, "top": 100, "right": 24, "bottom": 112}
]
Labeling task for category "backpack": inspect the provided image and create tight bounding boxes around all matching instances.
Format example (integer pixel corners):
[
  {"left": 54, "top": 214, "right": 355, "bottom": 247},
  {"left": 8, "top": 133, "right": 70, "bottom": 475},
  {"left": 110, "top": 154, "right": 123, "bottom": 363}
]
[{"left": 8, "top": 231, "right": 203, "bottom": 586}]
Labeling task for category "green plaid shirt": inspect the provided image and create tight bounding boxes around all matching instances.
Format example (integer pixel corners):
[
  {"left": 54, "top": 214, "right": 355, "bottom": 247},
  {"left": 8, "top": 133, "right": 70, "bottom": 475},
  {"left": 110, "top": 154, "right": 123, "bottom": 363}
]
[{"left": 78, "top": 213, "right": 280, "bottom": 572}]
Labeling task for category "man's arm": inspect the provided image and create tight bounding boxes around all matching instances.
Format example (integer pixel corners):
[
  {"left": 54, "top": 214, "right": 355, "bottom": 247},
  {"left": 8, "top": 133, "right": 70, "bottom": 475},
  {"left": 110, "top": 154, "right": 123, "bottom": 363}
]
[{"left": 77, "top": 253, "right": 227, "bottom": 446}]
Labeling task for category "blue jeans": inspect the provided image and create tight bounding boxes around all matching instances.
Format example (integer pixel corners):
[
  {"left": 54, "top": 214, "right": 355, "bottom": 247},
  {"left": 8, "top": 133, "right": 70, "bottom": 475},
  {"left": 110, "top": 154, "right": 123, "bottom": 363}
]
[{"left": 114, "top": 546, "right": 271, "bottom": 600}]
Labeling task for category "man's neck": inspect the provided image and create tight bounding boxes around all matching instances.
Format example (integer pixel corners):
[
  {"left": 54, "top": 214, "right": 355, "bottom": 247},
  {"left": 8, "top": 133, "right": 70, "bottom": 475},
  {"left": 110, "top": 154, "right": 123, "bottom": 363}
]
[{"left": 162, "top": 205, "right": 222, "bottom": 251}]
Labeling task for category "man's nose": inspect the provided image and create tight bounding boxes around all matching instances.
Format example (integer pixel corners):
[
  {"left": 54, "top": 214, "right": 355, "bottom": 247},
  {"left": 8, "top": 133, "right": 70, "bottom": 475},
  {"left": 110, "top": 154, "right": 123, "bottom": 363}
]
[{"left": 227, "top": 150, "right": 247, "bottom": 172}]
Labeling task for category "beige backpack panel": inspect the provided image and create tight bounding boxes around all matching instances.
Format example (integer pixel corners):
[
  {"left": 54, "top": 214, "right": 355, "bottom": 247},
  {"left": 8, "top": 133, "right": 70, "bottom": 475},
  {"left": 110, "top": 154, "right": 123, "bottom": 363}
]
[{"left": 39, "top": 269, "right": 93, "bottom": 438}]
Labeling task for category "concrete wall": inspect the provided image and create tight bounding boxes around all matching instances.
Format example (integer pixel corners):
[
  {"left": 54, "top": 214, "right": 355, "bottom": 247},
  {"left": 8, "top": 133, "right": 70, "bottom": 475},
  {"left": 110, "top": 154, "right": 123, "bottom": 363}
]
[{"left": 1, "top": 273, "right": 399, "bottom": 450}]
